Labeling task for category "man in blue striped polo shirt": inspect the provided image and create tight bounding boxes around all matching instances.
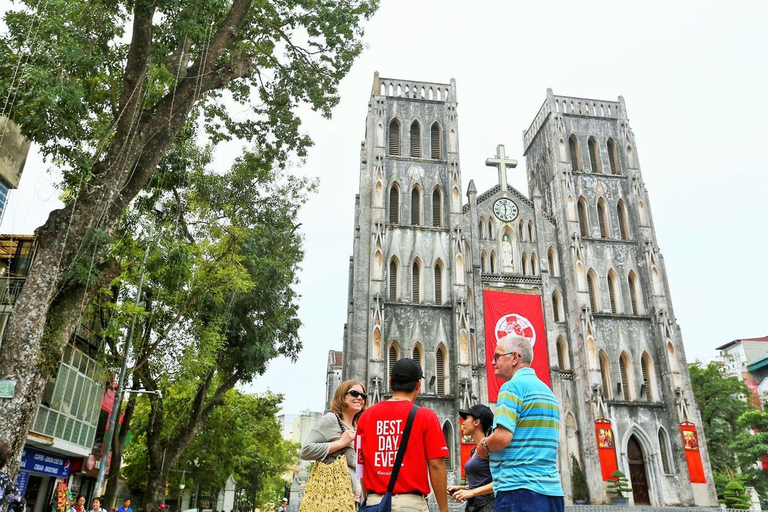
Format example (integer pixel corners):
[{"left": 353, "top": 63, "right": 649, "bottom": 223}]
[{"left": 476, "top": 333, "right": 564, "bottom": 512}]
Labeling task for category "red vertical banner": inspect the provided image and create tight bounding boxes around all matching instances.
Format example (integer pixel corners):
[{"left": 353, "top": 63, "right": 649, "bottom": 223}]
[
  {"left": 482, "top": 290, "right": 550, "bottom": 401},
  {"left": 680, "top": 422, "right": 706, "bottom": 483},
  {"left": 595, "top": 419, "right": 619, "bottom": 480}
]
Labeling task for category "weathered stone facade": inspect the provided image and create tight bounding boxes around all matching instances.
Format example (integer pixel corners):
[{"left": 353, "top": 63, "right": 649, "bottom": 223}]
[{"left": 336, "top": 74, "right": 717, "bottom": 506}]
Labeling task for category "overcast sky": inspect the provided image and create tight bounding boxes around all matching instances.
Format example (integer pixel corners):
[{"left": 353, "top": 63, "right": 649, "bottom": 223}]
[{"left": 4, "top": 0, "right": 767, "bottom": 414}]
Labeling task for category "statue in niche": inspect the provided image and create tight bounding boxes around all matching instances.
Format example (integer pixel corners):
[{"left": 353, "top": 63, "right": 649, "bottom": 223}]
[{"left": 502, "top": 233, "right": 514, "bottom": 272}]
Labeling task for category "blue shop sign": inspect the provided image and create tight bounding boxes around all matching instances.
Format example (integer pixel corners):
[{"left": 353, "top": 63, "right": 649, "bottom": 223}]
[
  {"left": 20, "top": 447, "right": 71, "bottom": 478},
  {"left": 15, "top": 471, "right": 29, "bottom": 496}
]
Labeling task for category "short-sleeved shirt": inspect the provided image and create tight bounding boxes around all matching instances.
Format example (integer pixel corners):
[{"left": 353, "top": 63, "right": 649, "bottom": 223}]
[
  {"left": 118, "top": 507, "right": 133, "bottom": 512},
  {"left": 356, "top": 400, "right": 449, "bottom": 495},
  {"left": 491, "top": 367, "right": 564, "bottom": 497}
]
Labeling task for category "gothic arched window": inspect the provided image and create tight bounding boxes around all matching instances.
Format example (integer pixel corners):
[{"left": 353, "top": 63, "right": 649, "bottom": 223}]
[
  {"left": 388, "top": 258, "right": 398, "bottom": 301},
  {"left": 659, "top": 428, "right": 672, "bottom": 473},
  {"left": 436, "top": 345, "right": 447, "bottom": 395},
  {"left": 411, "top": 260, "right": 421, "bottom": 303},
  {"left": 617, "top": 199, "right": 630, "bottom": 240},
  {"left": 588, "top": 136, "right": 601, "bottom": 173},
  {"left": 597, "top": 199, "right": 609, "bottom": 238},
  {"left": 607, "top": 270, "right": 620, "bottom": 314},
  {"left": 388, "top": 342, "right": 400, "bottom": 390},
  {"left": 430, "top": 122, "right": 441, "bottom": 159},
  {"left": 432, "top": 188, "right": 442, "bottom": 227},
  {"left": 628, "top": 271, "right": 641, "bottom": 315},
  {"left": 569, "top": 134, "right": 581, "bottom": 171},
  {"left": 434, "top": 261, "right": 443, "bottom": 304},
  {"left": 411, "top": 187, "right": 421, "bottom": 225},
  {"left": 619, "top": 352, "right": 632, "bottom": 400},
  {"left": 587, "top": 269, "right": 599, "bottom": 312},
  {"left": 607, "top": 138, "right": 621, "bottom": 175},
  {"left": 599, "top": 350, "right": 611, "bottom": 399},
  {"left": 388, "top": 119, "right": 400, "bottom": 156},
  {"left": 578, "top": 197, "right": 589, "bottom": 237},
  {"left": 410, "top": 121, "right": 421, "bottom": 158},
  {"left": 389, "top": 184, "right": 400, "bottom": 224},
  {"left": 641, "top": 352, "right": 654, "bottom": 401},
  {"left": 548, "top": 247, "right": 559, "bottom": 277}
]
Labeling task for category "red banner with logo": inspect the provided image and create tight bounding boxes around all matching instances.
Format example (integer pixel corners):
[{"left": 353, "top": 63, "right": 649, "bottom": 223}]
[
  {"left": 680, "top": 422, "right": 706, "bottom": 483},
  {"left": 595, "top": 419, "right": 619, "bottom": 480},
  {"left": 483, "top": 290, "right": 550, "bottom": 401}
]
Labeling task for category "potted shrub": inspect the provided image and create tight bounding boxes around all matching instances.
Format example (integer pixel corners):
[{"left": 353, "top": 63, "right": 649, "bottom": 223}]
[
  {"left": 607, "top": 470, "right": 632, "bottom": 506},
  {"left": 570, "top": 454, "right": 589, "bottom": 504}
]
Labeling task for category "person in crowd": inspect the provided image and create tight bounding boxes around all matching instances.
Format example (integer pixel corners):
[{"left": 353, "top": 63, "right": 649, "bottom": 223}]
[
  {"left": 299, "top": 380, "right": 368, "bottom": 511},
  {"left": 448, "top": 404, "right": 495, "bottom": 511},
  {"left": 277, "top": 498, "right": 288, "bottom": 512},
  {"left": 68, "top": 495, "right": 86, "bottom": 512},
  {"left": 117, "top": 499, "right": 131, "bottom": 512},
  {"left": 0, "top": 440, "right": 26, "bottom": 512},
  {"left": 88, "top": 498, "right": 106, "bottom": 512},
  {"left": 356, "top": 358, "right": 449, "bottom": 512},
  {"left": 476, "top": 334, "right": 564, "bottom": 512}
]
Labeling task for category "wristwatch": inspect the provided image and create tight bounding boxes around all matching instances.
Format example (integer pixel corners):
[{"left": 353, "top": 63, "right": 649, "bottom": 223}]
[{"left": 481, "top": 437, "right": 490, "bottom": 452}]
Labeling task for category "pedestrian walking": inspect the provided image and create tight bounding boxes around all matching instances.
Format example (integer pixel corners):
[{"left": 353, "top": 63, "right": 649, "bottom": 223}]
[
  {"left": 476, "top": 334, "right": 564, "bottom": 512},
  {"left": 69, "top": 495, "right": 85, "bottom": 512},
  {"left": 448, "top": 404, "right": 495, "bottom": 511},
  {"left": 277, "top": 498, "right": 287, "bottom": 512},
  {"left": 356, "top": 358, "right": 449, "bottom": 512},
  {"left": 117, "top": 498, "right": 132, "bottom": 512},
  {"left": 299, "top": 380, "right": 368, "bottom": 512},
  {"left": 0, "top": 440, "right": 25, "bottom": 512},
  {"left": 88, "top": 497, "right": 106, "bottom": 512}
]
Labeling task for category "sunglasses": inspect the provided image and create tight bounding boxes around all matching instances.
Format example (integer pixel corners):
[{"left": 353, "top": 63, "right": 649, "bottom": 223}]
[{"left": 347, "top": 390, "right": 367, "bottom": 401}]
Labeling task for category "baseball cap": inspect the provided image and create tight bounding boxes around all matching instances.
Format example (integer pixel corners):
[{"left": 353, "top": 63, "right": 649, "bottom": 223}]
[
  {"left": 281, "top": 498, "right": 288, "bottom": 502},
  {"left": 391, "top": 358, "right": 424, "bottom": 383},
  {"left": 458, "top": 404, "right": 494, "bottom": 432}
]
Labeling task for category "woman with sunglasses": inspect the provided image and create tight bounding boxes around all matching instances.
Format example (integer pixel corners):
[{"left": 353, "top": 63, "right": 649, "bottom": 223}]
[
  {"left": 299, "top": 380, "right": 368, "bottom": 512},
  {"left": 448, "top": 404, "right": 495, "bottom": 512}
]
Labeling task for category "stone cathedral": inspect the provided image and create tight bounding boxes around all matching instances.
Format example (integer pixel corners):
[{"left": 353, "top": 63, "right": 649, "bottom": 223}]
[{"left": 332, "top": 73, "right": 717, "bottom": 506}]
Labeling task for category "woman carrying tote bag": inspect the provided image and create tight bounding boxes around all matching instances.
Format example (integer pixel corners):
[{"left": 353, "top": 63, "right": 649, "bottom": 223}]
[{"left": 299, "top": 380, "right": 368, "bottom": 512}]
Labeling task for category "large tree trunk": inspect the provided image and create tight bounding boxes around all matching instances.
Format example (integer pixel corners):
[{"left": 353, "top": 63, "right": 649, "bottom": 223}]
[{"left": 0, "top": 0, "right": 255, "bottom": 473}]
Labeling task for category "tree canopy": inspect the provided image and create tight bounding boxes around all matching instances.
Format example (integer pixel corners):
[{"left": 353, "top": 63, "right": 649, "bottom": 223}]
[{"left": 0, "top": 0, "right": 378, "bottom": 473}]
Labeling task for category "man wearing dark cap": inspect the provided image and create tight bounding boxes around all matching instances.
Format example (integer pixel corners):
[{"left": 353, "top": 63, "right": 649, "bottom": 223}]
[{"left": 356, "top": 358, "right": 449, "bottom": 512}]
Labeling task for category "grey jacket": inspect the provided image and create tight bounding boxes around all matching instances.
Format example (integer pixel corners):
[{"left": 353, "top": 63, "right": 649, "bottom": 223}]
[{"left": 300, "top": 412, "right": 358, "bottom": 493}]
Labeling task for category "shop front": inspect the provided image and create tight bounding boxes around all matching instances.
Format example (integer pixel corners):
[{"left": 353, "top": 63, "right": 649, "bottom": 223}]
[{"left": 15, "top": 446, "right": 72, "bottom": 512}]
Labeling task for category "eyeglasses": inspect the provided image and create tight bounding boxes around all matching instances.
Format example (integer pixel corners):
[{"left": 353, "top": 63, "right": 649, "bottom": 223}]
[
  {"left": 492, "top": 352, "right": 516, "bottom": 363},
  {"left": 347, "top": 390, "right": 367, "bottom": 401}
]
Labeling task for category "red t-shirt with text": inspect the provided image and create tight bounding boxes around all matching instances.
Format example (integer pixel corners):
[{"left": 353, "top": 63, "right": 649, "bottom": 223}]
[{"left": 356, "top": 400, "right": 448, "bottom": 495}]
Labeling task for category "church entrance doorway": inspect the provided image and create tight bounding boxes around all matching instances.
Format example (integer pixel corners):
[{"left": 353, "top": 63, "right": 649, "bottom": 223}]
[{"left": 627, "top": 435, "right": 650, "bottom": 505}]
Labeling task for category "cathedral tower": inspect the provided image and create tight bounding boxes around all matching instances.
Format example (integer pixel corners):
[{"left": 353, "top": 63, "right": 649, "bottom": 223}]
[
  {"left": 341, "top": 73, "right": 468, "bottom": 474},
  {"left": 523, "top": 89, "right": 716, "bottom": 506}
]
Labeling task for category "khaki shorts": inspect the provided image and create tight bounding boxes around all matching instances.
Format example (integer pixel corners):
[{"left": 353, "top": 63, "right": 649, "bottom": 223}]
[{"left": 365, "top": 493, "right": 428, "bottom": 512}]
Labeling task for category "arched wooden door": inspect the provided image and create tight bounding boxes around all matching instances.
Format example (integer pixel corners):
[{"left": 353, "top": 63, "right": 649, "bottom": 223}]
[{"left": 627, "top": 435, "right": 650, "bottom": 504}]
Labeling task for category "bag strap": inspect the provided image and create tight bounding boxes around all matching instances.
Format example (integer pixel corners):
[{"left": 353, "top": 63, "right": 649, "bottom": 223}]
[{"left": 386, "top": 404, "right": 419, "bottom": 494}]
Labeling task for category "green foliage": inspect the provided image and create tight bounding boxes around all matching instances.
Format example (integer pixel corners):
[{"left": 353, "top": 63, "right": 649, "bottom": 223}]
[
  {"left": 607, "top": 471, "right": 632, "bottom": 498},
  {"left": 688, "top": 362, "right": 751, "bottom": 472},
  {"left": 124, "top": 390, "right": 297, "bottom": 501},
  {"left": 723, "top": 480, "right": 752, "bottom": 509},
  {"left": 570, "top": 454, "right": 589, "bottom": 503},
  {"left": 0, "top": 0, "right": 379, "bottom": 192}
]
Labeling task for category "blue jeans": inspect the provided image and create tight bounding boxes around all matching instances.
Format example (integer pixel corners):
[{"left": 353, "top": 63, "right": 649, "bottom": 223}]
[{"left": 495, "top": 489, "right": 564, "bottom": 512}]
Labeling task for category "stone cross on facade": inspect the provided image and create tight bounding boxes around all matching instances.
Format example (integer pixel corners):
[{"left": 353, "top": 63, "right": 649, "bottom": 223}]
[{"left": 485, "top": 144, "right": 518, "bottom": 193}]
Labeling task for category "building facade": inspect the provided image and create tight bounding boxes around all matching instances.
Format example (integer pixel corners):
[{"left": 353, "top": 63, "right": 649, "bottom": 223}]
[{"left": 336, "top": 74, "right": 717, "bottom": 506}]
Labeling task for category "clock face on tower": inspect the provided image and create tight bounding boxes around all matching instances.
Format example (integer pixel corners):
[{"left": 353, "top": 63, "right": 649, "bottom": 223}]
[{"left": 493, "top": 198, "right": 518, "bottom": 222}]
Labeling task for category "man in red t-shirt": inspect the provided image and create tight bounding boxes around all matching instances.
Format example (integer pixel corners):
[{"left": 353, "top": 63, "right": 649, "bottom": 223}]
[{"left": 356, "top": 358, "right": 449, "bottom": 512}]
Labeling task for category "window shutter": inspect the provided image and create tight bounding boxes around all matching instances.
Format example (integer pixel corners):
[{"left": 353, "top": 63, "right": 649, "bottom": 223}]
[
  {"left": 588, "top": 274, "right": 598, "bottom": 312},
  {"left": 629, "top": 275, "right": 639, "bottom": 315},
  {"left": 578, "top": 200, "right": 589, "bottom": 237},
  {"left": 598, "top": 202, "right": 608, "bottom": 238},
  {"left": 388, "top": 345, "right": 397, "bottom": 390},
  {"left": 600, "top": 356, "right": 610, "bottom": 399},
  {"left": 410, "top": 122, "right": 421, "bottom": 158},
  {"left": 389, "top": 261, "right": 397, "bottom": 301},
  {"left": 620, "top": 357, "right": 630, "bottom": 400},
  {"left": 641, "top": 357, "right": 652, "bottom": 400},
  {"left": 411, "top": 188, "right": 420, "bottom": 225},
  {"left": 436, "top": 348, "right": 445, "bottom": 395},
  {"left": 434, "top": 264, "right": 442, "bottom": 305},
  {"left": 389, "top": 186, "right": 399, "bottom": 223},
  {"left": 431, "top": 123, "right": 441, "bottom": 159},
  {"left": 412, "top": 262, "right": 420, "bottom": 302},
  {"left": 552, "top": 294, "right": 560, "bottom": 322},
  {"left": 388, "top": 120, "right": 400, "bottom": 155},
  {"left": 608, "top": 275, "right": 618, "bottom": 314},
  {"left": 432, "top": 189, "right": 441, "bottom": 226}
]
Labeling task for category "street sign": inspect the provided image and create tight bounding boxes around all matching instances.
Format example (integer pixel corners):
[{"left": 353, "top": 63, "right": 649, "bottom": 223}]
[{"left": 0, "top": 380, "right": 15, "bottom": 398}]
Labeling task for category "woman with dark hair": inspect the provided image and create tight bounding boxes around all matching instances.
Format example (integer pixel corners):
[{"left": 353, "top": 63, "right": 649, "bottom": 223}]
[
  {"left": 68, "top": 495, "right": 86, "bottom": 512},
  {"left": 299, "top": 380, "right": 368, "bottom": 512},
  {"left": 448, "top": 404, "right": 495, "bottom": 512},
  {"left": 0, "top": 441, "right": 26, "bottom": 512}
]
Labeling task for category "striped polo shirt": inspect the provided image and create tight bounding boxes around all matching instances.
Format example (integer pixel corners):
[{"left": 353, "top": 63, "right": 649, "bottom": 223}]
[{"left": 491, "top": 367, "right": 564, "bottom": 496}]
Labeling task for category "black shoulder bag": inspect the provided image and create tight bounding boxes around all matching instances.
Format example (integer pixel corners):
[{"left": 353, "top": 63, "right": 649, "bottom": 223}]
[{"left": 359, "top": 404, "right": 420, "bottom": 512}]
